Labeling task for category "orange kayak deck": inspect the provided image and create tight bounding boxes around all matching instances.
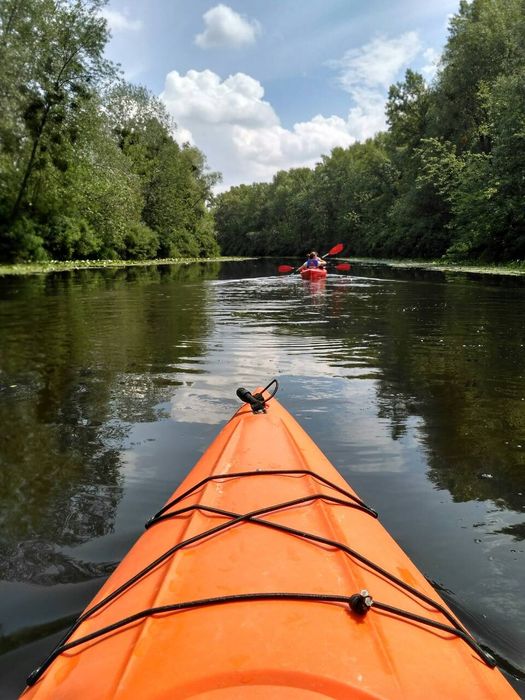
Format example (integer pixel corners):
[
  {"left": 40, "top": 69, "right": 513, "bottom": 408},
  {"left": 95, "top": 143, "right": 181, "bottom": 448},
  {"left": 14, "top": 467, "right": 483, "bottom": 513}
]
[{"left": 22, "top": 394, "right": 518, "bottom": 699}]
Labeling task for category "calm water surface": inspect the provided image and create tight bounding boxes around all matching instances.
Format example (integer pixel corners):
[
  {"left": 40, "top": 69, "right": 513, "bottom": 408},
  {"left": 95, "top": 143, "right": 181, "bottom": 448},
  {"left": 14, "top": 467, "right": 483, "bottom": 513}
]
[{"left": 1, "top": 260, "right": 524, "bottom": 697}]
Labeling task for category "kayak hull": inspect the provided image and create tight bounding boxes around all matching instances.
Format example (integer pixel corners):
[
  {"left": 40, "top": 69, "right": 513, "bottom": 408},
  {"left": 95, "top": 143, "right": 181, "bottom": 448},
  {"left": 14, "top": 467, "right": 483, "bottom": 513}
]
[
  {"left": 22, "top": 395, "right": 519, "bottom": 699},
  {"left": 300, "top": 267, "right": 327, "bottom": 281}
]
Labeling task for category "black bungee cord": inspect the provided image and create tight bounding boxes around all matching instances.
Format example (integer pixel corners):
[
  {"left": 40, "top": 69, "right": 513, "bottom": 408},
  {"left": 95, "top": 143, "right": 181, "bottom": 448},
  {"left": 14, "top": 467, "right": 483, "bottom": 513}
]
[{"left": 27, "top": 483, "right": 494, "bottom": 685}]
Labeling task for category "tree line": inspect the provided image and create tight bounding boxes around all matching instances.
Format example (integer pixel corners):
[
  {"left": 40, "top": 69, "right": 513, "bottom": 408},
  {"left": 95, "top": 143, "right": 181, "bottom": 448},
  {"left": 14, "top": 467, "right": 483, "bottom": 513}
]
[
  {"left": 0, "top": 0, "right": 220, "bottom": 263},
  {"left": 215, "top": 0, "right": 525, "bottom": 263}
]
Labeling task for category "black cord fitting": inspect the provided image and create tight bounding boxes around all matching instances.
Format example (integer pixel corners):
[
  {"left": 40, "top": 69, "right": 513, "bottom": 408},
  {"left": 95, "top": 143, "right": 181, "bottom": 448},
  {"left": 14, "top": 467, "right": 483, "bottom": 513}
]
[
  {"left": 349, "top": 590, "right": 373, "bottom": 616},
  {"left": 236, "top": 387, "right": 267, "bottom": 413},
  {"left": 236, "top": 379, "right": 279, "bottom": 413}
]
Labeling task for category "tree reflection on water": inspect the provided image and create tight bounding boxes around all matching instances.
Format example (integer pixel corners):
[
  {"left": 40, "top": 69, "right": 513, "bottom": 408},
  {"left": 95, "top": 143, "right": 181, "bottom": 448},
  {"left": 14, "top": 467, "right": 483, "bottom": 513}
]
[{"left": 0, "top": 263, "right": 219, "bottom": 588}]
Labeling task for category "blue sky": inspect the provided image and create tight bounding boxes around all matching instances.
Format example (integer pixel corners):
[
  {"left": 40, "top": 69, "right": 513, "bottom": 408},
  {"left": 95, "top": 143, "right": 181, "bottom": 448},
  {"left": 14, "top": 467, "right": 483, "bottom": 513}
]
[{"left": 101, "top": 0, "right": 460, "bottom": 190}]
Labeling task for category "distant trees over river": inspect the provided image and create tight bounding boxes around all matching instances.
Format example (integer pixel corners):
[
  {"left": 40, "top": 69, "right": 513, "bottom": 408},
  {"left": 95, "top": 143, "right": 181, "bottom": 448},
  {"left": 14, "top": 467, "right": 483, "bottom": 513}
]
[
  {"left": 215, "top": 0, "right": 525, "bottom": 264},
  {"left": 2, "top": 0, "right": 524, "bottom": 265}
]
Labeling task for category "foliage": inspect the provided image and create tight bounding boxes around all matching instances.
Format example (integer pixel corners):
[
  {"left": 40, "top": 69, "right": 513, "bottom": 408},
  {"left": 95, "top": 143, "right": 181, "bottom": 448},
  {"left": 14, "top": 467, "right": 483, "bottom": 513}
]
[
  {"left": 3, "top": 0, "right": 525, "bottom": 264},
  {"left": 215, "top": 182, "right": 271, "bottom": 256},
  {"left": 121, "top": 222, "right": 159, "bottom": 260},
  {"left": 0, "top": 0, "right": 219, "bottom": 262},
  {"left": 213, "top": 0, "right": 525, "bottom": 264},
  {"left": 1, "top": 216, "right": 48, "bottom": 262},
  {"left": 44, "top": 215, "right": 101, "bottom": 259}
]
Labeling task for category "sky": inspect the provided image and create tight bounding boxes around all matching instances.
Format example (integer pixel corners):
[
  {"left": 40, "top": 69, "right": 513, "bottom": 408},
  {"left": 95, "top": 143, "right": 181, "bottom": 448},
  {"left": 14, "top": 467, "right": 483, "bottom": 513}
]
[{"left": 101, "top": 0, "right": 461, "bottom": 191}]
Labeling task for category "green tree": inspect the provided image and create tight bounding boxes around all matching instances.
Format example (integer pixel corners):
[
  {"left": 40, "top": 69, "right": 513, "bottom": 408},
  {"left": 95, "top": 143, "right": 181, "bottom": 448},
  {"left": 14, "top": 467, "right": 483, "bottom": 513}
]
[
  {"left": 107, "top": 83, "right": 220, "bottom": 258},
  {"left": 311, "top": 139, "right": 394, "bottom": 256},
  {"left": 0, "top": 3, "right": 220, "bottom": 262},
  {"left": 5, "top": 0, "right": 112, "bottom": 225},
  {"left": 483, "top": 69, "right": 525, "bottom": 258},
  {"left": 214, "top": 182, "right": 270, "bottom": 256},
  {"left": 383, "top": 70, "right": 453, "bottom": 257},
  {"left": 430, "top": 0, "right": 524, "bottom": 153},
  {"left": 262, "top": 168, "right": 315, "bottom": 255}
]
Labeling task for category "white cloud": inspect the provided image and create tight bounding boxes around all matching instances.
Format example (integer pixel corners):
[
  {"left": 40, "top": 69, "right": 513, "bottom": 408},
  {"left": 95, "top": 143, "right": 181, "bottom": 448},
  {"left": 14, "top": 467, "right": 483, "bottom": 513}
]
[
  {"left": 232, "top": 116, "right": 354, "bottom": 169},
  {"left": 195, "top": 4, "right": 260, "bottom": 49},
  {"left": 345, "top": 87, "right": 392, "bottom": 143},
  {"left": 163, "top": 69, "right": 277, "bottom": 127},
  {"left": 421, "top": 47, "right": 440, "bottom": 82},
  {"left": 161, "top": 69, "right": 355, "bottom": 188},
  {"left": 328, "top": 32, "right": 424, "bottom": 140},
  {"left": 334, "top": 32, "right": 422, "bottom": 91},
  {"left": 174, "top": 125, "right": 195, "bottom": 146},
  {"left": 161, "top": 32, "right": 430, "bottom": 190},
  {"left": 101, "top": 8, "right": 142, "bottom": 32}
]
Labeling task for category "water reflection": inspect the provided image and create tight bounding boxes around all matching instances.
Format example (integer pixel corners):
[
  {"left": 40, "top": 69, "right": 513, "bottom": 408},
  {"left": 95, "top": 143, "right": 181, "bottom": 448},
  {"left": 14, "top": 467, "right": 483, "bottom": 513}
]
[
  {"left": 1, "top": 540, "right": 117, "bottom": 586},
  {"left": 0, "top": 260, "right": 524, "bottom": 695},
  {"left": 0, "top": 265, "right": 219, "bottom": 602},
  {"left": 497, "top": 523, "right": 525, "bottom": 542}
]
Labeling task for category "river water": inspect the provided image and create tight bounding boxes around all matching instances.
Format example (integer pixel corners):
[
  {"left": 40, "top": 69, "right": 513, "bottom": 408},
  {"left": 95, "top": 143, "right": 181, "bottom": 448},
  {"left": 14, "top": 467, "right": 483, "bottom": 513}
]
[{"left": 0, "top": 260, "right": 524, "bottom": 697}]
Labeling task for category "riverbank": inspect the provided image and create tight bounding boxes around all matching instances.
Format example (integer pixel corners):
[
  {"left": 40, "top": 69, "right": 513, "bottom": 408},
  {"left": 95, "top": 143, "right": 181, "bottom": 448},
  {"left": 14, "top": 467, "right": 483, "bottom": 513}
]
[
  {"left": 0, "top": 256, "right": 253, "bottom": 276},
  {"left": 346, "top": 257, "right": 525, "bottom": 276},
  {"left": 2, "top": 255, "right": 524, "bottom": 278}
]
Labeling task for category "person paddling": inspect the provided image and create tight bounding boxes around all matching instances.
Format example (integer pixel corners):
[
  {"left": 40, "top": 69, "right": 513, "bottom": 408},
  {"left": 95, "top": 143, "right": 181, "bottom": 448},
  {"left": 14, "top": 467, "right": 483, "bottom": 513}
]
[{"left": 299, "top": 251, "right": 327, "bottom": 272}]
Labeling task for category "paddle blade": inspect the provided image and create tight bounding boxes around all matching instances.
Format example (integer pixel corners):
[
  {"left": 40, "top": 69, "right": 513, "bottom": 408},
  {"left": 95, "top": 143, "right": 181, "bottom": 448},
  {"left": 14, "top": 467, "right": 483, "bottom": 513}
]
[
  {"left": 334, "top": 263, "right": 351, "bottom": 271},
  {"left": 278, "top": 265, "right": 294, "bottom": 273},
  {"left": 327, "top": 243, "right": 344, "bottom": 256}
]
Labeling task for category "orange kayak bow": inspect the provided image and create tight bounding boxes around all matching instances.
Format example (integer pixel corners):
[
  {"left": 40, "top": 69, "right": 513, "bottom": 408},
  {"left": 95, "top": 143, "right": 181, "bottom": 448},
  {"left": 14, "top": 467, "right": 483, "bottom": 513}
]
[{"left": 22, "top": 383, "right": 519, "bottom": 699}]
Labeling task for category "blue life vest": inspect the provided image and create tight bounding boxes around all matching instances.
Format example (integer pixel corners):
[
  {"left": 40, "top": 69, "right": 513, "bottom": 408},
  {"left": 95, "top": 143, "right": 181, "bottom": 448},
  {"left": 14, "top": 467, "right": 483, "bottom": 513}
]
[{"left": 306, "top": 258, "right": 319, "bottom": 268}]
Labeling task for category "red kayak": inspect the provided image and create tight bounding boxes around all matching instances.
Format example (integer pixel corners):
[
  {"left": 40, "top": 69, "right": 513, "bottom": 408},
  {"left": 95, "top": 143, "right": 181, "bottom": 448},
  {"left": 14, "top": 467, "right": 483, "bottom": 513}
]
[{"left": 300, "top": 267, "right": 327, "bottom": 281}]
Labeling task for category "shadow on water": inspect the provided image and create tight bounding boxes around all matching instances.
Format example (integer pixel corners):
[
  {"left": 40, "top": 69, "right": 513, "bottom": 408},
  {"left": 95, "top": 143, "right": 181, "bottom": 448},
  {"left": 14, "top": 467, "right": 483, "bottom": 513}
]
[{"left": 0, "top": 259, "right": 524, "bottom": 697}]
